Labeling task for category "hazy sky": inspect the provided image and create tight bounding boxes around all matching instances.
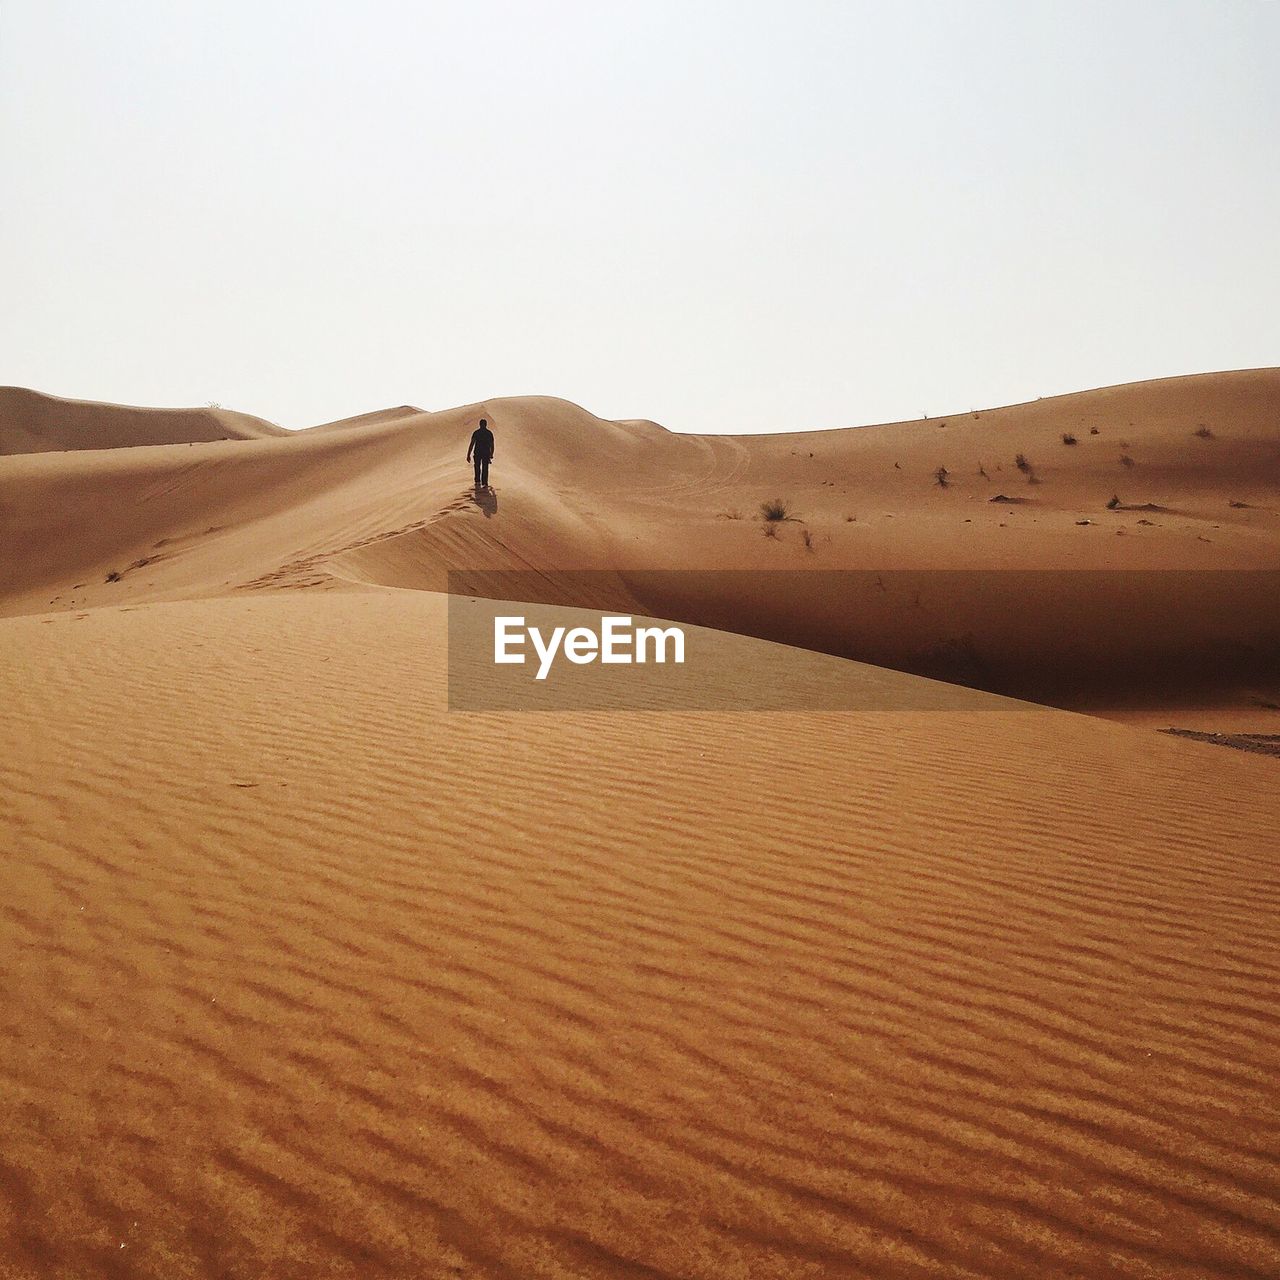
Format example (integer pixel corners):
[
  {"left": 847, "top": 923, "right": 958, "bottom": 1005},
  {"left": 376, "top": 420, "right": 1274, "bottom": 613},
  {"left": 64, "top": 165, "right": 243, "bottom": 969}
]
[{"left": 3, "top": 1, "right": 1277, "bottom": 433}]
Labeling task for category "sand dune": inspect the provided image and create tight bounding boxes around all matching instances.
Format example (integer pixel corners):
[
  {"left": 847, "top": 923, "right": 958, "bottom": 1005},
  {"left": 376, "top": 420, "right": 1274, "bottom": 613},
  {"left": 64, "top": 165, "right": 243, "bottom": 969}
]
[
  {"left": 3, "top": 373, "right": 1278, "bottom": 718},
  {"left": 3, "top": 592, "right": 1280, "bottom": 1278},
  {"left": 305, "top": 405, "right": 430, "bottom": 434},
  {"left": 0, "top": 387, "right": 285, "bottom": 454},
  {"left": 2, "top": 374, "right": 1279, "bottom": 1277}
]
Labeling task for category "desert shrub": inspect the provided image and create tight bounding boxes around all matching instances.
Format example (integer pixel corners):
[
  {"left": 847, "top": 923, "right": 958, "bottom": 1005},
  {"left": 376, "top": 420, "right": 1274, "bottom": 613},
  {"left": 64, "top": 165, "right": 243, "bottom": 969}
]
[
  {"left": 1061, "top": 433, "right": 1077, "bottom": 445},
  {"left": 760, "top": 498, "right": 790, "bottom": 522},
  {"left": 1014, "top": 453, "right": 1040, "bottom": 483}
]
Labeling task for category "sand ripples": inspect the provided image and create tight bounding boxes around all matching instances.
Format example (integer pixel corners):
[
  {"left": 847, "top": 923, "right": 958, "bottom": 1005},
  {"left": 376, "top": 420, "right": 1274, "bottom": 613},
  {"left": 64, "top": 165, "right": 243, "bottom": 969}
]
[{"left": 1, "top": 593, "right": 1278, "bottom": 1277}]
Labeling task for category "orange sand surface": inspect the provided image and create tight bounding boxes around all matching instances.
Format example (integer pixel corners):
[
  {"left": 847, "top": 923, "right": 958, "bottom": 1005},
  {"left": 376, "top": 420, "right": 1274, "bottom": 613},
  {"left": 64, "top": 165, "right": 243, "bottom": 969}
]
[{"left": 1, "top": 374, "right": 1278, "bottom": 1277}]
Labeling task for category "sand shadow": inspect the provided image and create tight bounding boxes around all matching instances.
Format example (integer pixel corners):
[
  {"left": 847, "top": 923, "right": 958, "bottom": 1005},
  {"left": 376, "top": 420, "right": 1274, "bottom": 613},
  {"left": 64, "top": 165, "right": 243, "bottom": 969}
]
[{"left": 470, "top": 486, "right": 498, "bottom": 518}]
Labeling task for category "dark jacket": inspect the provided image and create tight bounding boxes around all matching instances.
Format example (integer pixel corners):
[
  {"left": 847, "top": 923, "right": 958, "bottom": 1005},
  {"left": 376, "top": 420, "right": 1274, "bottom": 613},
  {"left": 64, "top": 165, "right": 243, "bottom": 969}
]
[{"left": 467, "top": 427, "right": 494, "bottom": 461}]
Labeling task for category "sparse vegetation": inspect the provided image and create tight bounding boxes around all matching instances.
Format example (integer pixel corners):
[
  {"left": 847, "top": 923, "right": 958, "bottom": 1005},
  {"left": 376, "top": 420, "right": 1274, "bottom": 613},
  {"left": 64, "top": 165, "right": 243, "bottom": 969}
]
[
  {"left": 801, "top": 528, "right": 814, "bottom": 551},
  {"left": 762, "top": 522, "right": 779, "bottom": 539},
  {"left": 1120, "top": 454, "right": 1135, "bottom": 467},
  {"left": 1014, "top": 453, "right": 1040, "bottom": 483},
  {"left": 760, "top": 497, "right": 791, "bottom": 522},
  {"left": 717, "top": 509, "right": 742, "bottom": 520},
  {"left": 1193, "top": 424, "right": 1214, "bottom": 439},
  {"left": 977, "top": 462, "right": 989, "bottom": 478},
  {"left": 1107, "top": 494, "right": 1121, "bottom": 510},
  {"left": 1061, "top": 433, "right": 1077, "bottom": 445},
  {"left": 934, "top": 466, "right": 950, "bottom": 487}
]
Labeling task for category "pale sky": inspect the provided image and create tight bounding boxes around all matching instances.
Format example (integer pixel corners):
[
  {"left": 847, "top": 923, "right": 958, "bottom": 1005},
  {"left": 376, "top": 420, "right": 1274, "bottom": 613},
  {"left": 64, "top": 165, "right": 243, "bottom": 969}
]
[{"left": 3, "top": 1, "right": 1277, "bottom": 433}]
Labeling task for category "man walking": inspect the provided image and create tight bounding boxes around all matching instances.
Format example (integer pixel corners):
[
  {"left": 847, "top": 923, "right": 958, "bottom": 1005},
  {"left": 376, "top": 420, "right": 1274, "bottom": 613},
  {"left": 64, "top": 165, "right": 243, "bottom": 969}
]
[{"left": 466, "top": 418, "right": 495, "bottom": 488}]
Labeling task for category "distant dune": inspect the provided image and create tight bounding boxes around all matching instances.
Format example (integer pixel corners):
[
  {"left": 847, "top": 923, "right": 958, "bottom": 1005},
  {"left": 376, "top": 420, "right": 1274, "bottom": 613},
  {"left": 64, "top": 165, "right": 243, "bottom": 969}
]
[
  {"left": 303, "top": 404, "right": 429, "bottom": 433},
  {"left": 2, "top": 373, "right": 1279, "bottom": 1278},
  {"left": 0, "top": 386, "right": 285, "bottom": 454}
]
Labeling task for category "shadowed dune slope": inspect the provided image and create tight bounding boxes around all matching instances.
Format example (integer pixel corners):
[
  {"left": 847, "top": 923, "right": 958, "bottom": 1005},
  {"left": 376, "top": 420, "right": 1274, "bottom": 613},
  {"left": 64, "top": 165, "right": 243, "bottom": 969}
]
[
  {"left": 1, "top": 591, "right": 1279, "bottom": 1279},
  {"left": 0, "top": 387, "right": 286, "bottom": 454}
]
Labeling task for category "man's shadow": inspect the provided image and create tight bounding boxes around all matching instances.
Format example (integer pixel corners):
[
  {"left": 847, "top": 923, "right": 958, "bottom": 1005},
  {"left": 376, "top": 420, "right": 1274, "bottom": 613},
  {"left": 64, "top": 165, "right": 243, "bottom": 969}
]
[{"left": 470, "top": 485, "right": 498, "bottom": 518}]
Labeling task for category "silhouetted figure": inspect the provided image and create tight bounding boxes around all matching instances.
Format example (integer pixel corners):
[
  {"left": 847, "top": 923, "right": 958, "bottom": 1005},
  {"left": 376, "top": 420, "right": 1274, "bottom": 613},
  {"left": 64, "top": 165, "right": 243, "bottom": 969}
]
[{"left": 467, "top": 418, "right": 494, "bottom": 488}]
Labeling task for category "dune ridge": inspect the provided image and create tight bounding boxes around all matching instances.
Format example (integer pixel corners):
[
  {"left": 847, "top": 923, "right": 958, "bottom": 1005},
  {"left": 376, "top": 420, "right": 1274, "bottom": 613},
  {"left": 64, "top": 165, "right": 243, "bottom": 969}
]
[
  {"left": 3, "top": 372, "right": 1278, "bottom": 719},
  {"left": 0, "top": 387, "right": 286, "bottom": 455}
]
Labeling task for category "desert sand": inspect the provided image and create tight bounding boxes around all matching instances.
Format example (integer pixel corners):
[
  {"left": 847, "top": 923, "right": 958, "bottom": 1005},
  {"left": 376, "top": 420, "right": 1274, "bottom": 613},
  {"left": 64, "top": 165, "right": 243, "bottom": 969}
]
[{"left": 1, "top": 372, "right": 1278, "bottom": 1277}]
